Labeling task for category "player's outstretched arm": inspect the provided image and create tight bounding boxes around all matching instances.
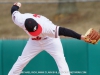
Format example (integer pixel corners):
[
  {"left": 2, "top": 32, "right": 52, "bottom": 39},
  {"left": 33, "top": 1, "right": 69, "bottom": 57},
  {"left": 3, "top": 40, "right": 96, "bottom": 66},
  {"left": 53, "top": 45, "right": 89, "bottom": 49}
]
[
  {"left": 11, "top": 2, "right": 21, "bottom": 15},
  {"left": 59, "top": 27, "right": 82, "bottom": 39},
  {"left": 58, "top": 27, "right": 87, "bottom": 42},
  {"left": 59, "top": 27, "right": 100, "bottom": 44}
]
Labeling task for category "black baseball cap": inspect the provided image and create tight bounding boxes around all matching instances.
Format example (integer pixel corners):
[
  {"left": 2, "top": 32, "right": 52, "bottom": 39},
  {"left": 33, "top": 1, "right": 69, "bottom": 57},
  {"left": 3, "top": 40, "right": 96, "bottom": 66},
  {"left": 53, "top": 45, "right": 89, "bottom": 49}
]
[{"left": 25, "top": 18, "right": 42, "bottom": 36}]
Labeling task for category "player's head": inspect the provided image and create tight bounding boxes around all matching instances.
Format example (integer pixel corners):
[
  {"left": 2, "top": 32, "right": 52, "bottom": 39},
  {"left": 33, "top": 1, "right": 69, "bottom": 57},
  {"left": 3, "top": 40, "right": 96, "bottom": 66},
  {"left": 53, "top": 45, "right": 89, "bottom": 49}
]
[{"left": 25, "top": 18, "right": 42, "bottom": 36}]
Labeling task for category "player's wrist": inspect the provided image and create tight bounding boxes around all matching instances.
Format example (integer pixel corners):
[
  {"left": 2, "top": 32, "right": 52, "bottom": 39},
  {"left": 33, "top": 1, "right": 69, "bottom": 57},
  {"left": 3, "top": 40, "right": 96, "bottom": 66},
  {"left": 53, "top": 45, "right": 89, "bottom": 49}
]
[
  {"left": 11, "top": 4, "right": 20, "bottom": 15},
  {"left": 81, "top": 35, "right": 86, "bottom": 41}
]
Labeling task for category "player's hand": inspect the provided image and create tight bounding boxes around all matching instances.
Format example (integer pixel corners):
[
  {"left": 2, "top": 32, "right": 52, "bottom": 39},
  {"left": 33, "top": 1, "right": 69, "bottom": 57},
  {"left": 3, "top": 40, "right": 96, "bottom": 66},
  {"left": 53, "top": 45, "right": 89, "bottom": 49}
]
[
  {"left": 13, "top": 2, "right": 21, "bottom": 7},
  {"left": 81, "top": 28, "right": 100, "bottom": 44}
]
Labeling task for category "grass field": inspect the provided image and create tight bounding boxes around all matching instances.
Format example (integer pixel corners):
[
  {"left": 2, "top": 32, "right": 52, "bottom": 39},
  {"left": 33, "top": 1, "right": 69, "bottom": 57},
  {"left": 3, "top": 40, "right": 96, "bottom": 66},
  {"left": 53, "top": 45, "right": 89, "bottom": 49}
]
[{"left": 0, "top": 2, "right": 100, "bottom": 39}]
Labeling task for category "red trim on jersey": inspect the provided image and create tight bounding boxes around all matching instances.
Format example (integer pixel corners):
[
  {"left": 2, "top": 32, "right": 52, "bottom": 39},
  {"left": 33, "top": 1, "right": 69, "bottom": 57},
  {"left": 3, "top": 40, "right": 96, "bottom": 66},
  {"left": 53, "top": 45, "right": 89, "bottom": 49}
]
[{"left": 29, "top": 24, "right": 42, "bottom": 36}]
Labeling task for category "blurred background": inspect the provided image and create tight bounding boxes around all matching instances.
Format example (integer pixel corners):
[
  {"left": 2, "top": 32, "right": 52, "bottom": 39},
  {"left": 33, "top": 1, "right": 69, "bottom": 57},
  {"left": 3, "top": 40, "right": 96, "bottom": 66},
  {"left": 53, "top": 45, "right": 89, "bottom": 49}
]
[
  {"left": 0, "top": 0, "right": 100, "bottom": 39},
  {"left": 0, "top": 1, "right": 100, "bottom": 75}
]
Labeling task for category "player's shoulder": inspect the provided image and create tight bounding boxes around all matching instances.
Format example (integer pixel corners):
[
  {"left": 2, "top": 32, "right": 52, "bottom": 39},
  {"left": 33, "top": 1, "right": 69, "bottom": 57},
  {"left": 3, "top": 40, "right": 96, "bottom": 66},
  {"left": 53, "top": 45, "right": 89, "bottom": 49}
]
[
  {"left": 12, "top": 11, "right": 19, "bottom": 15},
  {"left": 12, "top": 11, "right": 22, "bottom": 18}
]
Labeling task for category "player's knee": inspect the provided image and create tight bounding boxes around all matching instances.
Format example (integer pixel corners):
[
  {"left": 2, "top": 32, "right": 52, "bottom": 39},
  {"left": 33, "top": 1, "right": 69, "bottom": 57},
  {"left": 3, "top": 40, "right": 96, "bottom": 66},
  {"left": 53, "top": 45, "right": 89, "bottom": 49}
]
[
  {"left": 16, "top": 56, "right": 30, "bottom": 66},
  {"left": 54, "top": 55, "right": 66, "bottom": 61}
]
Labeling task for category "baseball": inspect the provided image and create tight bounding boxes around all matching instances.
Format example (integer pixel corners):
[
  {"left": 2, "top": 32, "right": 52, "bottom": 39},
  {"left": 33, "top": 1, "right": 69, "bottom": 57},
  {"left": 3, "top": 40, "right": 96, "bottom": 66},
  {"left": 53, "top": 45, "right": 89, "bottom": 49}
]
[
  {"left": 14, "top": 2, "right": 21, "bottom": 7},
  {"left": 17, "top": 2, "right": 21, "bottom": 7}
]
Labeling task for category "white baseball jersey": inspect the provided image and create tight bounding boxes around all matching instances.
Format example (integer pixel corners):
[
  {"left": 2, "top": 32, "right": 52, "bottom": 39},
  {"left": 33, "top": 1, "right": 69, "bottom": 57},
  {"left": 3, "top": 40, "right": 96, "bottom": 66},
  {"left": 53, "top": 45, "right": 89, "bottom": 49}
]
[
  {"left": 12, "top": 11, "right": 59, "bottom": 39},
  {"left": 9, "top": 10, "right": 70, "bottom": 75}
]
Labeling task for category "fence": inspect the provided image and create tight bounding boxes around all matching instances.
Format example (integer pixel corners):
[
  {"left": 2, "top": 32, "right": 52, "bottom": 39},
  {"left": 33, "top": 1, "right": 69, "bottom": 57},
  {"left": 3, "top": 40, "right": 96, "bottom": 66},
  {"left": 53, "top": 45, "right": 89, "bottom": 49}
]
[{"left": 0, "top": 39, "right": 100, "bottom": 75}]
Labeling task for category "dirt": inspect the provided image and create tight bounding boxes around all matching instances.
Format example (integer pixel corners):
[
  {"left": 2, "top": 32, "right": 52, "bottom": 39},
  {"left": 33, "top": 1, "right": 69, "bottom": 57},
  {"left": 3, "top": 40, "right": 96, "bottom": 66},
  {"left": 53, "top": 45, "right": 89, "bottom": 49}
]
[{"left": 0, "top": 2, "right": 100, "bottom": 39}]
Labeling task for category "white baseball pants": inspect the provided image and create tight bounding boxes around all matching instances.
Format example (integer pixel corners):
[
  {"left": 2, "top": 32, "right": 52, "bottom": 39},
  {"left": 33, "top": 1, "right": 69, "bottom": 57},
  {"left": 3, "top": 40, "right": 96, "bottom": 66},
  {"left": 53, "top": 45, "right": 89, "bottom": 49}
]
[{"left": 8, "top": 37, "right": 70, "bottom": 75}]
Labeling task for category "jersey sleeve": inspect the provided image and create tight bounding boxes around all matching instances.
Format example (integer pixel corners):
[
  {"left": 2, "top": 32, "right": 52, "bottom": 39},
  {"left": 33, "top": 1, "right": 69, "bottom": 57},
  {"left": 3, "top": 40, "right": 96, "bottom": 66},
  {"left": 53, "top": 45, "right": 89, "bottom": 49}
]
[
  {"left": 42, "top": 24, "right": 59, "bottom": 38},
  {"left": 12, "top": 11, "right": 25, "bottom": 28}
]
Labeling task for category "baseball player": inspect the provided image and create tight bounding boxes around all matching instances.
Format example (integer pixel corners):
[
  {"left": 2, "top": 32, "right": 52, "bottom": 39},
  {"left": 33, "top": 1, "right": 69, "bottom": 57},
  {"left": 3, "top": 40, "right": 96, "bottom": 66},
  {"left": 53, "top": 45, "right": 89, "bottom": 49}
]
[{"left": 8, "top": 2, "right": 100, "bottom": 75}]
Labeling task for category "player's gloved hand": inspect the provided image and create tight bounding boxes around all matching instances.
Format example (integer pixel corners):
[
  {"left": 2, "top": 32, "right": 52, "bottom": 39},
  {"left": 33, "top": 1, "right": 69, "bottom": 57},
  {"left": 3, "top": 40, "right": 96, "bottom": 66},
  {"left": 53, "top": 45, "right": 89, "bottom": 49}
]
[
  {"left": 81, "top": 28, "right": 100, "bottom": 44},
  {"left": 13, "top": 2, "right": 21, "bottom": 7}
]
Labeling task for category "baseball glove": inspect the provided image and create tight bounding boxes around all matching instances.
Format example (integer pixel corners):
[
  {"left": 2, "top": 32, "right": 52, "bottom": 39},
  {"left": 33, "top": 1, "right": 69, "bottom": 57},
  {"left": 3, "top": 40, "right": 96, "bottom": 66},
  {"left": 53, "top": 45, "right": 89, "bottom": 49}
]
[{"left": 84, "top": 28, "right": 100, "bottom": 44}]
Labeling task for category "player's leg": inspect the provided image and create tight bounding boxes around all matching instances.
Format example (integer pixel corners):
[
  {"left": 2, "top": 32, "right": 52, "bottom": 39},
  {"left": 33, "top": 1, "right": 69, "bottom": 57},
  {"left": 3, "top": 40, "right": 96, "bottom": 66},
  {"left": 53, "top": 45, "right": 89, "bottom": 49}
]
[
  {"left": 8, "top": 38, "right": 42, "bottom": 75},
  {"left": 45, "top": 38, "right": 70, "bottom": 75}
]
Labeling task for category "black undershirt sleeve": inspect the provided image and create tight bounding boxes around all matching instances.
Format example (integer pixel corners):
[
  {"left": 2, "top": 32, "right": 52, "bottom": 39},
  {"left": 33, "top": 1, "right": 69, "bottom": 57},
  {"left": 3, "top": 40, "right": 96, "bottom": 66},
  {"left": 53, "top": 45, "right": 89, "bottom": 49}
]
[
  {"left": 11, "top": 5, "right": 19, "bottom": 15},
  {"left": 59, "top": 27, "right": 81, "bottom": 40}
]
